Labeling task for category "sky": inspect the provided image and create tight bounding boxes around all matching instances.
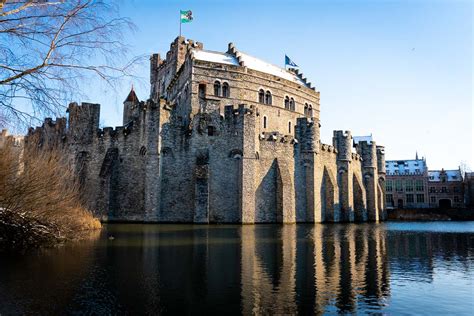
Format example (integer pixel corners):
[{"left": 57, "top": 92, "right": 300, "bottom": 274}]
[{"left": 83, "top": 0, "right": 472, "bottom": 170}]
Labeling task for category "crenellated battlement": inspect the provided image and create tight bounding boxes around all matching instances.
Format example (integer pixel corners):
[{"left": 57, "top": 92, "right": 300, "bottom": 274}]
[
  {"left": 223, "top": 104, "right": 254, "bottom": 121},
  {"left": 320, "top": 143, "right": 338, "bottom": 155},
  {"left": 290, "top": 68, "right": 315, "bottom": 90},
  {"left": 258, "top": 131, "right": 296, "bottom": 144}
]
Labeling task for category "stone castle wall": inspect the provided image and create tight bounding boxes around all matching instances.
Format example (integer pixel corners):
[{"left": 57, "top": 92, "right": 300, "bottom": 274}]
[{"left": 23, "top": 36, "right": 386, "bottom": 223}]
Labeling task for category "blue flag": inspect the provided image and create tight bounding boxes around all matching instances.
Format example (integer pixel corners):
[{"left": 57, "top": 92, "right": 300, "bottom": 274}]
[{"left": 285, "top": 55, "right": 298, "bottom": 68}]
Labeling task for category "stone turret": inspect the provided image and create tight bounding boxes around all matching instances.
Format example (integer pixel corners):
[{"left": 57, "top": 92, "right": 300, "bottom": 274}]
[
  {"left": 67, "top": 102, "right": 100, "bottom": 145},
  {"left": 295, "top": 118, "right": 320, "bottom": 153},
  {"left": 356, "top": 140, "right": 380, "bottom": 221},
  {"left": 376, "top": 146, "right": 386, "bottom": 174},
  {"left": 333, "top": 130, "right": 352, "bottom": 161},
  {"left": 333, "top": 130, "right": 354, "bottom": 221},
  {"left": 123, "top": 86, "right": 140, "bottom": 124}
]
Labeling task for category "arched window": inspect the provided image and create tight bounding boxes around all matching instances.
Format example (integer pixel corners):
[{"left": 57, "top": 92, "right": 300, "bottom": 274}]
[
  {"left": 308, "top": 104, "right": 313, "bottom": 117},
  {"left": 222, "top": 82, "right": 229, "bottom": 97},
  {"left": 214, "top": 81, "right": 221, "bottom": 97},
  {"left": 265, "top": 90, "right": 272, "bottom": 105},
  {"left": 258, "top": 89, "right": 265, "bottom": 103},
  {"left": 288, "top": 121, "right": 292, "bottom": 134},
  {"left": 284, "top": 96, "right": 290, "bottom": 110},
  {"left": 289, "top": 98, "right": 295, "bottom": 111},
  {"left": 304, "top": 103, "right": 309, "bottom": 117},
  {"left": 263, "top": 116, "right": 267, "bottom": 129}
]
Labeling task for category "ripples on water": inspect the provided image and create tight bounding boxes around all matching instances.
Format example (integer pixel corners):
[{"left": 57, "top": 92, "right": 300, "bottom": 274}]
[{"left": 0, "top": 222, "right": 473, "bottom": 315}]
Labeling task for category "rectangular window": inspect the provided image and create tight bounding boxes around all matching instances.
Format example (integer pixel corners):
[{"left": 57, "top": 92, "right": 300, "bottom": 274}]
[
  {"left": 416, "top": 194, "right": 424, "bottom": 203},
  {"left": 415, "top": 180, "right": 424, "bottom": 191},
  {"left": 386, "top": 194, "right": 394, "bottom": 206},
  {"left": 406, "top": 194, "right": 414, "bottom": 203},
  {"left": 429, "top": 186, "right": 435, "bottom": 193},
  {"left": 454, "top": 196, "right": 460, "bottom": 203},
  {"left": 430, "top": 196, "right": 436, "bottom": 203},
  {"left": 441, "top": 187, "right": 447, "bottom": 193},
  {"left": 198, "top": 84, "right": 206, "bottom": 98},
  {"left": 405, "top": 179, "right": 414, "bottom": 192},
  {"left": 453, "top": 187, "right": 459, "bottom": 193},
  {"left": 396, "top": 180, "right": 403, "bottom": 192},
  {"left": 386, "top": 180, "right": 393, "bottom": 192}
]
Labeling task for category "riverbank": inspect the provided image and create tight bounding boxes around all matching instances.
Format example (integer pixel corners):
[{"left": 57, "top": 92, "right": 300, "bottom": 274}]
[{"left": 387, "top": 208, "right": 474, "bottom": 221}]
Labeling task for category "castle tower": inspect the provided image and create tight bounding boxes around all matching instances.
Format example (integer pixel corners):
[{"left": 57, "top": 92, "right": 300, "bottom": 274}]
[
  {"left": 149, "top": 36, "right": 203, "bottom": 101},
  {"left": 376, "top": 146, "right": 386, "bottom": 220},
  {"left": 295, "top": 118, "right": 321, "bottom": 222},
  {"left": 296, "top": 118, "right": 320, "bottom": 153},
  {"left": 67, "top": 102, "right": 100, "bottom": 145},
  {"left": 333, "top": 130, "right": 354, "bottom": 222},
  {"left": 357, "top": 141, "right": 380, "bottom": 221},
  {"left": 122, "top": 86, "right": 139, "bottom": 124}
]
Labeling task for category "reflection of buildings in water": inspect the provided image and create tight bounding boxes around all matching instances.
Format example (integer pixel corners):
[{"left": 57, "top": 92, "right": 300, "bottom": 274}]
[
  {"left": 241, "top": 225, "right": 298, "bottom": 315},
  {"left": 240, "top": 224, "right": 390, "bottom": 314},
  {"left": 387, "top": 230, "right": 473, "bottom": 283}
]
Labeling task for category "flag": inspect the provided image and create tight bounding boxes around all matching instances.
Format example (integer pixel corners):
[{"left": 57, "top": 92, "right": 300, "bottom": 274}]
[
  {"left": 285, "top": 55, "right": 298, "bottom": 68},
  {"left": 180, "top": 10, "right": 193, "bottom": 23}
]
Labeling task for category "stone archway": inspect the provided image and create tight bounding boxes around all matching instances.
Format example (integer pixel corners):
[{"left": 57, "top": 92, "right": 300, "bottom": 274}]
[
  {"left": 377, "top": 182, "right": 384, "bottom": 221},
  {"left": 321, "top": 167, "right": 337, "bottom": 222},
  {"left": 275, "top": 159, "right": 295, "bottom": 223},
  {"left": 353, "top": 173, "right": 366, "bottom": 222}
]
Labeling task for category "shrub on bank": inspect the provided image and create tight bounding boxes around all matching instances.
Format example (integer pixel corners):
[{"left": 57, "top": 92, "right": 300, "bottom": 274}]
[{"left": 0, "top": 141, "right": 101, "bottom": 250}]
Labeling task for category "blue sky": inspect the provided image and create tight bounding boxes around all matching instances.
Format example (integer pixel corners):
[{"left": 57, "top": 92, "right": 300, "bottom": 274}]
[{"left": 86, "top": 0, "right": 472, "bottom": 170}]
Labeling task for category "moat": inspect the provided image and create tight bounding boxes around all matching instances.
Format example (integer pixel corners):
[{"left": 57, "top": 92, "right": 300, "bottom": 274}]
[{"left": 1, "top": 222, "right": 473, "bottom": 315}]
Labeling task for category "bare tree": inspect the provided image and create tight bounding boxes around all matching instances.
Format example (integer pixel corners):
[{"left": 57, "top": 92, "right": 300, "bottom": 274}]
[{"left": 0, "top": 0, "right": 140, "bottom": 128}]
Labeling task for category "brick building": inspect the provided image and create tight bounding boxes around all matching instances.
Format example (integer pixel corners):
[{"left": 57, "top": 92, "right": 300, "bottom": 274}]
[
  {"left": 385, "top": 154, "right": 429, "bottom": 209},
  {"left": 464, "top": 172, "right": 474, "bottom": 209},
  {"left": 386, "top": 152, "right": 466, "bottom": 209},
  {"left": 428, "top": 169, "right": 464, "bottom": 208}
]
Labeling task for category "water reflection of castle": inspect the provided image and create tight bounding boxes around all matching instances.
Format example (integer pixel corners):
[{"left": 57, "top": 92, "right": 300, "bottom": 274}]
[
  {"left": 140, "top": 224, "right": 391, "bottom": 314},
  {"left": 240, "top": 225, "right": 390, "bottom": 314},
  {"left": 1, "top": 224, "right": 472, "bottom": 314}
]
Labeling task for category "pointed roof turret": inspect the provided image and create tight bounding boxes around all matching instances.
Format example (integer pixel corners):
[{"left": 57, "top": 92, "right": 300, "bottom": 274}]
[
  {"left": 124, "top": 85, "right": 138, "bottom": 103},
  {"left": 416, "top": 151, "right": 419, "bottom": 160}
]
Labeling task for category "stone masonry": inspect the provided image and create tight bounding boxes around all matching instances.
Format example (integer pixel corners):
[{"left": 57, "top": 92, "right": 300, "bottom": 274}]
[{"left": 24, "top": 37, "right": 387, "bottom": 223}]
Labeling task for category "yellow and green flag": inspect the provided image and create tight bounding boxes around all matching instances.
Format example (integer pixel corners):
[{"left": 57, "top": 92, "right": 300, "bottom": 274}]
[{"left": 180, "top": 10, "right": 193, "bottom": 23}]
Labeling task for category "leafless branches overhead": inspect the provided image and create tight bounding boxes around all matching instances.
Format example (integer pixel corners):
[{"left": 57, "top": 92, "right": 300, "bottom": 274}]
[{"left": 0, "top": 0, "right": 140, "bottom": 128}]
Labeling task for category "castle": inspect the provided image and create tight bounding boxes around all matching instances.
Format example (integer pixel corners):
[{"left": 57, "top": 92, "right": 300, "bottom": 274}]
[{"left": 25, "top": 36, "right": 387, "bottom": 223}]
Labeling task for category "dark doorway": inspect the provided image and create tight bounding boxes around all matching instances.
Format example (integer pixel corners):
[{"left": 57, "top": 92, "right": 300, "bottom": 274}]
[
  {"left": 439, "top": 199, "right": 452, "bottom": 209},
  {"left": 397, "top": 199, "right": 403, "bottom": 209}
]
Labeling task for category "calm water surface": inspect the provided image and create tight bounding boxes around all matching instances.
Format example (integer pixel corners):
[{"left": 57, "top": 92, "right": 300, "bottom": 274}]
[{"left": 0, "top": 222, "right": 473, "bottom": 315}]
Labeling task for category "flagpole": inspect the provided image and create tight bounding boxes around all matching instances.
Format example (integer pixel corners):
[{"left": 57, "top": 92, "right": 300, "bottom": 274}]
[{"left": 179, "top": 11, "right": 181, "bottom": 37}]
